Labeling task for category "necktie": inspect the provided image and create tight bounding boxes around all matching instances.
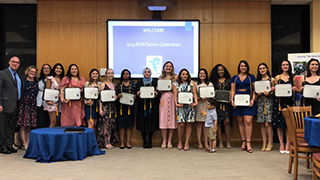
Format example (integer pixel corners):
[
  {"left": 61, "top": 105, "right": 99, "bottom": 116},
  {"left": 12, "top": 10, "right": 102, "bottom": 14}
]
[{"left": 13, "top": 72, "right": 18, "bottom": 85}]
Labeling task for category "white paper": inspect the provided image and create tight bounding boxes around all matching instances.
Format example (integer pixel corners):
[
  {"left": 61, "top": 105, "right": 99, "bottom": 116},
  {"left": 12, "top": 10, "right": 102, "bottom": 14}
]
[
  {"left": 84, "top": 87, "right": 99, "bottom": 99},
  {"left": 65, "top": 88, "right": 81, "bottom": 100},
  {"left": 275, "top": 84, "right": 292, "bottom": 97},
  {"left": 43, "top": 89, "right": 60, "bottom": 102},
  {"left": 157, "top": 79, "right": 172, "bottom": 91},
  {"left": 254, "top": 80, "right": 271, "bottom": 93},
  {"left": 178, "top": 92, "right": 193, "bottom": 104},
  {"left": 303, "top": 85, "right": 320, "bottom": 99},
  {"left": 234, "top": 94, "right": 250, "bottom": 106},
  {"left": 120, "top": 93, "right": 134, "bottom": 106},
  {"left": 100, "top": 90, "right": 116, "bottom": 102},
  {"left": 140, "top": 87, "right": 155, "bottom": 99},
  {"left": 215, "top": 90, "right": 231, "bottom": 102},
  {"left": 199, "top": 86, "right": 215, "bottom": 98}
]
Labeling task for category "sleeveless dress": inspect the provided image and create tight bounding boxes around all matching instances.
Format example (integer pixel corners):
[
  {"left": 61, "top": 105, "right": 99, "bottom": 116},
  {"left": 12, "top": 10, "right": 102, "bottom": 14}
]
[
  {"left": 214, "top": 79, "right": 232, "bottom": 122},
  {"left": 84, "top": 81, "right": 100, "bottom": 120},
  {"left": 159, "top": 79, "right": 177, "bottom": 129},
  {"left": 303, "top": 78, "right": 320, "bottom": 115},
  {"left": 195, "top": 82, "right": 213, "bottom": 122},
  {"left": 174, "top": 81, "right": 195, "bottom": 123},
  {"left": 256, "top": 77, "right": 273, "bottom": 123},
  {"left": 272, "top": 78, "right": 294, "bottom": 129},
  {"left": 231, "top": 74, "right": 257, "bottom": 116},
  {"left": 44, "top": 76, "right": 61, "bottom": 112}
]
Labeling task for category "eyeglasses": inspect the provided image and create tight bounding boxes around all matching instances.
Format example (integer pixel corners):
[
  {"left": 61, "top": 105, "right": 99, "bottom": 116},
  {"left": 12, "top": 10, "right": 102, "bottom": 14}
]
[{"left": 11, "top": 61, "right": 20, "bottom": 64}]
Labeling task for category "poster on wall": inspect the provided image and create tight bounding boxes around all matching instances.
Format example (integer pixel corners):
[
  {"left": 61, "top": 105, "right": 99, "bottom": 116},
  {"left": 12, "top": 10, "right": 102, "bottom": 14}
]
[{"left": 288, "top": 52, "right": 320, "bottom": 76}]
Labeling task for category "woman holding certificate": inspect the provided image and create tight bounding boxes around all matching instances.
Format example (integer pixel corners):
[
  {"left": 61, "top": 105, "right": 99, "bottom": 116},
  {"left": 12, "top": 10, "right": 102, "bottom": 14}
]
[
  {"left": 231, "top": 60, "right": 257, "bottom": 153},
  {"left": 158, "top": 61, "right": 178, "bottom": 149},
  {"left": 60, "top": 64, "right": 86, "bottom": 127},
  {"left": 37, "top": 64, "right": 51, "bottom": 128},
  {"left": 136, "top": 68, "right": 159, "bottom": 148},
  {"left": 84, "top": 69, "right": 100, "bottom": 130},
  {"left": 98, "top": 69, "right": 118, "bottom": 149},
  {"left": 173, "top": 69, "right": 198, "bottom": 151},
  {"left": 210, "top": 64, "right": 232, "bottom": 149},
  {"left": 195, "top": 68, "right": 213, "bottom": 150},
  {"left": 272, "top": 60, "right": 297, "bottom": 153},
  {"left": 115, "top": 69, "right": 136, "bottom": 149},
  {"left": 255, "top": 63, "right": 274, "bottom": 152},
  {"left": 44, "top": 63, "right": 64, "bottom": 127},
  {"left": 298, "top": 58, "right": 320, "bottom": 115}
]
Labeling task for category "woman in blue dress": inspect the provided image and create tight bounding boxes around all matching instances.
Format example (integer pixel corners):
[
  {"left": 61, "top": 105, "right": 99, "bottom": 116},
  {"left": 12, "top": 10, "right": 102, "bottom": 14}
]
[{"left": 231, "top": 60, "right": 257, "bottom": 153}]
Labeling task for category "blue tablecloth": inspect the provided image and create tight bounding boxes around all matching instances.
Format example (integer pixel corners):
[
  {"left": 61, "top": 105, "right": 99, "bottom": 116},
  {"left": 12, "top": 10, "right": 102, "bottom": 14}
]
[
  {"left": 304, "top": 117, "right": 320, "bottom": 147},
  {"left": 23, "top": 127, "right": 105, "bottom": 163}
]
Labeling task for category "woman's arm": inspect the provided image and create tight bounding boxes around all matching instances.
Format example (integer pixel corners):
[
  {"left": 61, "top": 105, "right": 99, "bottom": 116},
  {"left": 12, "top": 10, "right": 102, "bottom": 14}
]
[{"left": 191, "top": 81, "right": 198, "bottom": 107}]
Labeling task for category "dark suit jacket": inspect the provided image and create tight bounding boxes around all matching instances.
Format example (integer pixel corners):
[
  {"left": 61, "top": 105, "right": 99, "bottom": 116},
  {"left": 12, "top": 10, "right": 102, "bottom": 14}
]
[{"left": 0, "top": 68, "right": 23, "bottom": 113}]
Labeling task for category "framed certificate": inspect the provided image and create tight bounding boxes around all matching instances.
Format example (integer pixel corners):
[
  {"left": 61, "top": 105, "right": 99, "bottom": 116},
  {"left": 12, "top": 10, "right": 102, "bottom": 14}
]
[
  {"left": 215, "top": 90, "right": 231, "bottom": 102},
  {"left": 84, "top": 87, "right": 98, "bottom": 99},
  {"left": 157, "top": 79, "right": 172, "bottom": 91},
  {"left": 199, "top": 86, "right": 215, "bottom": 98},
  {"left": 65, "top": 87, "right": 81, "bottom": 100},
  {"left": 234, "top": 94, "right": 250, "bottom": 106},
  {"left": 43, "top": 89, "right": 60, "bottom": 102},
  {"left": 275, "top": 84, "right": 292, "bottom": 97},
  {"left": 303, "top": 85, "right": 320, "bottom": 99},
  {"left": 140, "top": 87, "right": 155, "bottom": 99},
  {"left": 120, "top": 93, "right": 134, "bottom": 106},
  {"left": 178, "top": 92, "right": 193, "bottom": 104},
  {"left": 100, "top": 90, "right": 116, "bottom": 102},
  {"left": 254, "top": 80, "right": 271, "bottom": 93}
]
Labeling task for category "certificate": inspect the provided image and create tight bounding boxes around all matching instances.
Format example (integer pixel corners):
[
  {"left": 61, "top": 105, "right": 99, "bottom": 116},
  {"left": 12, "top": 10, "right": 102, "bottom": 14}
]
[
  {"left": 140, "top": 87, "right": 155, "bottom": 99},
  {"left": 215, "top": 90, "right": 231, "bottom": 102},
  {"left": 65, "top": 88, "right": 81, "bottom": 100},
  {"left": 100, "top": 90, "right": 116, "bottom": 102},
  {"left": 303, "top": 85, "right": 320, "bottom": 99},
  {"left": 254, "top": 80, "right": 271, "bottom": 93},
  {"left": 84, "top": 87, "right": 98, "bottom": 99},
  {"left": 234, "top": 94, "right": 250, "bottom": 106},
  {"left": 275, "top": 84, "right": 292, "bottom": 97},
  {"left": 199, "top": 86, "right": 215, "bottom": 98},
  {"left": 120, "top": 93, "right": 134, "bottom": 106},
  {"left": 157, "top": 79, "right": 172, "bottom": 91},
  {"left": 178, "top": 92, "right": 193, "bottom": 104},
  {"left": 43, "top": 89, "right": 60, "bottom": 102}
]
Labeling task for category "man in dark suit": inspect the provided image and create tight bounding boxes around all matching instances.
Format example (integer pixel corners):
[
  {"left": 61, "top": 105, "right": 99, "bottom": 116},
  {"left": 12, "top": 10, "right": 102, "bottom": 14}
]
[{"left": 0, "top": 56, "right": 22, "bottom": 154}]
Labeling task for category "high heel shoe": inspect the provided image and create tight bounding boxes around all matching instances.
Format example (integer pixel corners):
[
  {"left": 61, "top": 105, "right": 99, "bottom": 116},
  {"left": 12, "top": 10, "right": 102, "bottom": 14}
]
[
  {"left": 240, "top": 140, "right": 246, "bottom": 151},
  {"left": 261, "top": 141, "right": 266, "bottom": 151},
  {"left": 265, "top": 143, "right": 273, "bottom": 152},
  {"left": 246, "top": 141, "right": 253, "bottom": 153}
]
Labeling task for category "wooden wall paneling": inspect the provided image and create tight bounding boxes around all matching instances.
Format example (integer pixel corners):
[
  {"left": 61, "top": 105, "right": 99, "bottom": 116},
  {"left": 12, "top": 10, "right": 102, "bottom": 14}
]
[
  {"left": 97, "top": 23, "right": 107, "bottom": 72},
  {"left": 37, "top": 23, "right": 97, "bottom": 79},
  {"left": 199, "top": 23, "right": 213, "bottom": 71},
  {"left": 38, "top": 1, "right": 97, "bottom": 23}
]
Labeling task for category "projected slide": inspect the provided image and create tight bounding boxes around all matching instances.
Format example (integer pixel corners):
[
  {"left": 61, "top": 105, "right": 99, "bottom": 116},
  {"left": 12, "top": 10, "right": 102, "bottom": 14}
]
[{"left": 107, "top": 20, "right": 199, "bottom": 78}]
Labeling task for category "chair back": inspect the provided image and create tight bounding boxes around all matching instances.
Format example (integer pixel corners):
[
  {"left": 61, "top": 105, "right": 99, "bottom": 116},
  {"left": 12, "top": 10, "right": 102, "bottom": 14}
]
[
  {"left": 282, "top": 108, "right": 296, "bottom": 145},
  {"left": 287, "top": 106, "right": 312, "bottom": 134}
]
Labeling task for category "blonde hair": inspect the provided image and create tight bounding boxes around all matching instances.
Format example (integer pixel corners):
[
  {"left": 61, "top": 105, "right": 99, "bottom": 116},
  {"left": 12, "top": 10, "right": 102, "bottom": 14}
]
[
  {"left": 105, "top": 68, "right": 114, "bottom": 82},
  {"left": 25, "top": 65, "right": 38, "bottom": 80}
]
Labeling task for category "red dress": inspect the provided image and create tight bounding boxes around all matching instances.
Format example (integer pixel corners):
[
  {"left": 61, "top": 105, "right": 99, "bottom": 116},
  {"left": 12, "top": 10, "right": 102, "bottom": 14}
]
[{"left": 60, "top": 76, "right": 86, "bottom": 127}]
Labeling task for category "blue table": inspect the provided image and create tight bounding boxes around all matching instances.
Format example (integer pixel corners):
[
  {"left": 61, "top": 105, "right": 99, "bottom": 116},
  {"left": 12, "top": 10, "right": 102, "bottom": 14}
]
[
  {"left": 24, "top": 127, "right": 105, "bottom": 163},
  {"left": 304, "top": 117, "right": 320, "bottom": 147}
]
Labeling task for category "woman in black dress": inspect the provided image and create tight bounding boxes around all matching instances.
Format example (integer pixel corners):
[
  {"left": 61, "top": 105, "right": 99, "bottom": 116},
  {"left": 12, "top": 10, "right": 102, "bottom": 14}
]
[
  {"left": 115, "top": 69, "right": 136, "bottom": 149},
  {"left": 136, "top": 68, "right": 159, "bottom": 148}
]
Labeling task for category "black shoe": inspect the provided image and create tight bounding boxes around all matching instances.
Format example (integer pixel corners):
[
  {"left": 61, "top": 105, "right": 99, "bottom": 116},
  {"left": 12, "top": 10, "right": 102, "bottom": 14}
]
[
  {"left": 0, "top": 148, "right": 11, "bottom": 154},
  {"left": 9, "top": 147, "right": 17, "bottom": 153},
  {"left": 126, "top": 146, "right": 132, "bottom": 149},
  {"left": 143, "top": 142, "right": 148, "bottom": 149},
  {"left": 119, "top": 146, "right": 125, "bottom": 149}
]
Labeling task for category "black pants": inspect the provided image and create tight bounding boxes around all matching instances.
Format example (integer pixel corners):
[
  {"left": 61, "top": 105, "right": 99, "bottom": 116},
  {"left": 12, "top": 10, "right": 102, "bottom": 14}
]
[
  {"left": 37, "top": 106, "right": 50, "bottom": 128},
  {"left": 0, "top": 107, "right": 18, "bottom": 150}
]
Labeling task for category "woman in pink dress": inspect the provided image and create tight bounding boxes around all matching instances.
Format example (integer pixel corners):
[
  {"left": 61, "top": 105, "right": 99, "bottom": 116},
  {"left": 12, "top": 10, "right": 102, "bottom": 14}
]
[
  {"left": 158, "top": 61, "right": 178, "bottom": 149},
  {"left": 60, "top": 64, "right": 86, "bottom": 127}
]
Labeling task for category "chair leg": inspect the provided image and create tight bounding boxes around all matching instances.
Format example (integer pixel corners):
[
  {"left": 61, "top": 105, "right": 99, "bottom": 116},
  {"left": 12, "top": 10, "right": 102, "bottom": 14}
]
[
  {"left": 294, "top": 152, "right": 299, "bottom": 180},
  {"left": 306, "top": 153, "right": 310, "bottom": 169},
  {"left": 289, "top": 151, "right": 293, "bottom": 174},
  {"left": 313, "top": 167, "right": 317, "bottom": 180}
]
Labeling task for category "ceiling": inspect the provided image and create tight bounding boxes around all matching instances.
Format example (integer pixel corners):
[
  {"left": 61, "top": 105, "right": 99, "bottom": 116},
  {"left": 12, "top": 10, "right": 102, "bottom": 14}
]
[{"left": 0, "top": 0, "right": 318, "bottom": 5}]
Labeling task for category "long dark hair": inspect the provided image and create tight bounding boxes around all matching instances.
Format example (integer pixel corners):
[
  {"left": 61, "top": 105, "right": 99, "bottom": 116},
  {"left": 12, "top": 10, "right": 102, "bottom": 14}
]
[
  {"left": 209, "top": 64, "right": 231, "bottom": 85},
  {"left": 197, "top": 68, "right": 209, "bottom": 85},
  {"left": 177, "top": 68, "right": 191, "bottom": 85},
  {"left": 39, "top": 64, "right": 52, "bottom": 81},
  {"left": 66, "top": 64, "right": 80, "bottom": 80},
  {"left": 279, "top": 60, "right": 294, "bottom": 80},
  {"left": 238, "top": 60, "right": 250, "bottom": 74},
  {"left": 52, "top": 63, "right": 65, "bottom": 80},
  {"left": 120, "top": 69, "right": 131, "bottom": 82},
  {"left": 306, "top": 58, "right": 320, "bottom": 77},
  {"left": 256, "top": 63, "right": 271, "bottom": 81},
  {"left": 88, "top": 68, "right": 100, "bottom": 84}
]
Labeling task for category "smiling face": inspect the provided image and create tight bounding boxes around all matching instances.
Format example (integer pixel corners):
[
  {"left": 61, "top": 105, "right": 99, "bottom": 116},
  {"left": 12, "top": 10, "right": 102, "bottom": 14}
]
[
  {"left": 281, "top": 61, "right": 290, "bottom": 72},
  {"left": 180, "top": 70, "right": 189, "bottom": 82},
  {"left": 8, "top": 57, "right": 20, "bottom": 71},
  {"left": 144, "top": 68, "right": 151, "bottom": 79},
  {"left": 70, "top": 65, "right": 78, "bottom": 77},
  {"left": 199, "top": 70, "right": 206, "bottom": 81},
  {"left": 91, "top": 70, "right": 99, "bottom": 81},
  {"left": 259, "top": 64, "right": 267, "bottom": 76},
  {"left": 28, "top": 68, "right": 37, "bottom": 79},
  {"left": 218, "top": 66, "right": 225, "bottom": 78},
  {"left": 122, "top": 71, "right": 130, "bottom": 80},
  {"left": 106, "top": 69, "right": 114, "bottom": 81},
  {"left": 55, "top": 65, "right": 62, "bottom": 76},
  {"left": 309, "top": 60, "right": 319, "bottom": 73},
  {"left": 164, "top": 63, "right": 173, "bottom": 73},
  {"left": 239, "top": 62, "right": 247, "bottom": 74},
  {"left": 42, "top": 65, "right": 51, "bottom": 76}
]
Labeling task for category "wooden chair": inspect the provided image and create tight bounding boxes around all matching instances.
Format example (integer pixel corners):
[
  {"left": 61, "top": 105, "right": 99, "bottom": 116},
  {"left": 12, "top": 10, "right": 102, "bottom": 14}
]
[
  {"left": 282, "top": 108, "right": 320, "bottom": 180},
  {"left": 313, "top": 153, "right": 320, "bottom": 180},
  {"left": 287, "top": 106, "right": 312, "bottom": 139}
]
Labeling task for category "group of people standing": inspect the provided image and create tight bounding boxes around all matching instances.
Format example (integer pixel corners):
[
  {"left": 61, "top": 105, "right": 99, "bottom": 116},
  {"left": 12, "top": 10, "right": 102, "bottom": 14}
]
[{"left": 1, "top": 56, "right": 319, "bottom": 155}]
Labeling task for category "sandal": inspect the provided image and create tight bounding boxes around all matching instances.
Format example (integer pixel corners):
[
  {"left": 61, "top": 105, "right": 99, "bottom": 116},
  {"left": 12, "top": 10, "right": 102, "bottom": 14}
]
[
  {"left": 240, "top": 140, "right": 246, "bottom": 151},
  {"left": 218, "top": 142, "right": 224, "bottom": 149},
  {"left": 226, "top": 141, "right": 232, "bottom": 149},
  {"left": 246, "top": 141, "right": 253, "bottom": 153}
]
